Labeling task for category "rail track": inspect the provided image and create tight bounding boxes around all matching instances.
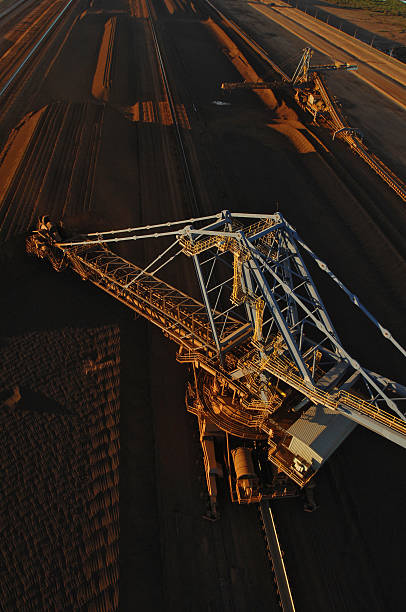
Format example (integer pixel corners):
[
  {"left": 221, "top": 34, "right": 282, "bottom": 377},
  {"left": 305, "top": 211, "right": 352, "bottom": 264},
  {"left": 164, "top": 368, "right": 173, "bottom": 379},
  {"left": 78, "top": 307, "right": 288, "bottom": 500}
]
[
  {"left": 143, "top": 3, "right": 406, "bottom": 606},
  {"left": 205, "top": 0, "right": 290, "bottom": 82},
  {"left": 193, "top": 0, "right": 406, "bottom": 284},
  {"left": 0, "top": 0, "right": 39, "bottom": 32},
  {"left": 312, "top": 74, "right": 406, "bottom": 202},
  {"left": 0, "top": 0, "right": 105, "bottom": 240},
  {"left": 145, "top": 0, "right": 200, "bottom": 215}
]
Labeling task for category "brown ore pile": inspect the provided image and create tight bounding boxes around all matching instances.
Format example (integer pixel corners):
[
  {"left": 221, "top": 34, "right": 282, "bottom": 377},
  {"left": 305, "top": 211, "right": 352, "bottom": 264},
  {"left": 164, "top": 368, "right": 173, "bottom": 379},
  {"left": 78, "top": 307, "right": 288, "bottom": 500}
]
[{"left": 0, "top": 325, "right": 119, "bottom": 610}]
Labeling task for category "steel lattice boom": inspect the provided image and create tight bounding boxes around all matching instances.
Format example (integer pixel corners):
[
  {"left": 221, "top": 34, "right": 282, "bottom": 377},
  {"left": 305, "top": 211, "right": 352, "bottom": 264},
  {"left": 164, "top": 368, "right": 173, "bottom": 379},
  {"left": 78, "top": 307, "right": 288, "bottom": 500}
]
[
  {"left": 291, "top": 47, "right": 357, "bottom": 86},
  {"left": 27, "top": 211, "right": 406, "bottom": 498}
]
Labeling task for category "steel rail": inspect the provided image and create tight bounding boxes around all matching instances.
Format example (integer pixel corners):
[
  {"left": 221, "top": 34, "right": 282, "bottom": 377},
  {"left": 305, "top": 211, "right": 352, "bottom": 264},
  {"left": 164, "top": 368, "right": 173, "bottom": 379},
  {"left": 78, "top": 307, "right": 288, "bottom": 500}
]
[
  {"left": 259, "top": 501, "right": 296, "bottom": 612},
  {"left": 0, "top": 0, "right": 75, "bottom": 100},
  {"left": 144, "top": 0, "right": 200, "bottom": 215}
]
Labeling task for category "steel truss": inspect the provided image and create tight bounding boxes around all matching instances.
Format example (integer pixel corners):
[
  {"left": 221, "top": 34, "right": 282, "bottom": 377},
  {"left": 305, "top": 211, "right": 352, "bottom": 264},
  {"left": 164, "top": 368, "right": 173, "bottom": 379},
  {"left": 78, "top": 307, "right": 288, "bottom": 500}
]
[
  {"left": 291, "top": 47, "right": 357, "bottom": 85},
  {"left": 27, "top": 211, "right": 406, "bottom": 486}
]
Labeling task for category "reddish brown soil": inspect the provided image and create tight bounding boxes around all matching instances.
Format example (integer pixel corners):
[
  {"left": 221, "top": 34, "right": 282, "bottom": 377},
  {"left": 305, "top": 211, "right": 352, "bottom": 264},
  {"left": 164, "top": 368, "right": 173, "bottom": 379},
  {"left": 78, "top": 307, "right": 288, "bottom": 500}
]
[
  {"left": 92, "top": 16, "right": 116, "bottom": 101},
  {"left": 0, "top": 102, "right": 104, "bottom": 241},
  {"left": 0, "top": 107, "right": 45, "bottom": 203},
  {"left": 205, "top": 17, "right": 279, "bottom": 109},
  {"left": 0, "top": 0, "right": 405, "bottom": 610}
]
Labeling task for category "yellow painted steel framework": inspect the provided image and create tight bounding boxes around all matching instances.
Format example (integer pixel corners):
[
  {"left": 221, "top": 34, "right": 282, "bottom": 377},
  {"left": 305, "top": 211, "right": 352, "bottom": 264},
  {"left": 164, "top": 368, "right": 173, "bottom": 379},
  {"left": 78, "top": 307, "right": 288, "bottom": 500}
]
[{"left": 27, "top": 210, "right": 406, "bottom": 486}]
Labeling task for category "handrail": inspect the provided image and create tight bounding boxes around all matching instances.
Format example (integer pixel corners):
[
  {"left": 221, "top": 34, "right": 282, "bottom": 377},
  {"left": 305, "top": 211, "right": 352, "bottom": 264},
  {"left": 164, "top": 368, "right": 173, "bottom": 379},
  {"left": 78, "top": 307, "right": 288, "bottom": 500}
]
[
  {"left": 177, "top": 346, "right": 406, "bottom": 436},
  {"left": 179, "top": 218, "right": 276, "bottom": 255},
  {"left": 261, "top": 354, "right": 406, "bottom": 434},
  {"left": 64, "top": 244, "right": 247, "bottom": 353}
]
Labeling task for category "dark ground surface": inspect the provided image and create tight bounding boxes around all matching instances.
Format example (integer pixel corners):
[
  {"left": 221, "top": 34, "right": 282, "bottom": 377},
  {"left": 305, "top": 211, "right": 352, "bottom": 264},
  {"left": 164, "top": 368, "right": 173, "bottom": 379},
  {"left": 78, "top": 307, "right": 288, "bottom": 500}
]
[
  {"left": 0, "top": 0, "right": 405, "bottom": 609},
  {"left": 0, "top": 243, "right": 120, "bottom": 609}
]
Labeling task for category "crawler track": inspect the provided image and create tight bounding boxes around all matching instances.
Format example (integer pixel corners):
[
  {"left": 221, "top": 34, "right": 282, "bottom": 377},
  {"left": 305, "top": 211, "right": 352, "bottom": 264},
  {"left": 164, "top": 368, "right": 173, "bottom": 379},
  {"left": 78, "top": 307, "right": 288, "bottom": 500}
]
[{"left": 259, "top": 502, "right": 295, "bottom": 612}]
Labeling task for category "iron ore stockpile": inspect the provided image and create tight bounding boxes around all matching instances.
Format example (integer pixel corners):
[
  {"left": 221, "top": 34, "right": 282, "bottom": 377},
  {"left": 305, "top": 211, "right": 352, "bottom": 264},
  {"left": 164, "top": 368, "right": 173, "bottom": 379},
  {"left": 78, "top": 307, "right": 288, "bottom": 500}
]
[{"left": 0, "top": 0, "right": 405, "bottom": 610}]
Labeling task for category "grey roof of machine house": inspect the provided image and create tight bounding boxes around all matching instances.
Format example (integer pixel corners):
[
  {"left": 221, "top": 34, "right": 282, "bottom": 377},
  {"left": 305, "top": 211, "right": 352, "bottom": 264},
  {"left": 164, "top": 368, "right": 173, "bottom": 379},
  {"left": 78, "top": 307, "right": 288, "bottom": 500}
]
[{"left": 287, "top": 404, "right": 356, "bottom": 469}]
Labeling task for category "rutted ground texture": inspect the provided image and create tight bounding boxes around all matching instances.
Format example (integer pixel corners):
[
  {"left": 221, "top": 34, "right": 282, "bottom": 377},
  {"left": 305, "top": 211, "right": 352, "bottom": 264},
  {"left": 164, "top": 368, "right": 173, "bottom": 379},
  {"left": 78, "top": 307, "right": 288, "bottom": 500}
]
[{"left": 0, "top": 324, "right": 119, "bottom": 610}]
